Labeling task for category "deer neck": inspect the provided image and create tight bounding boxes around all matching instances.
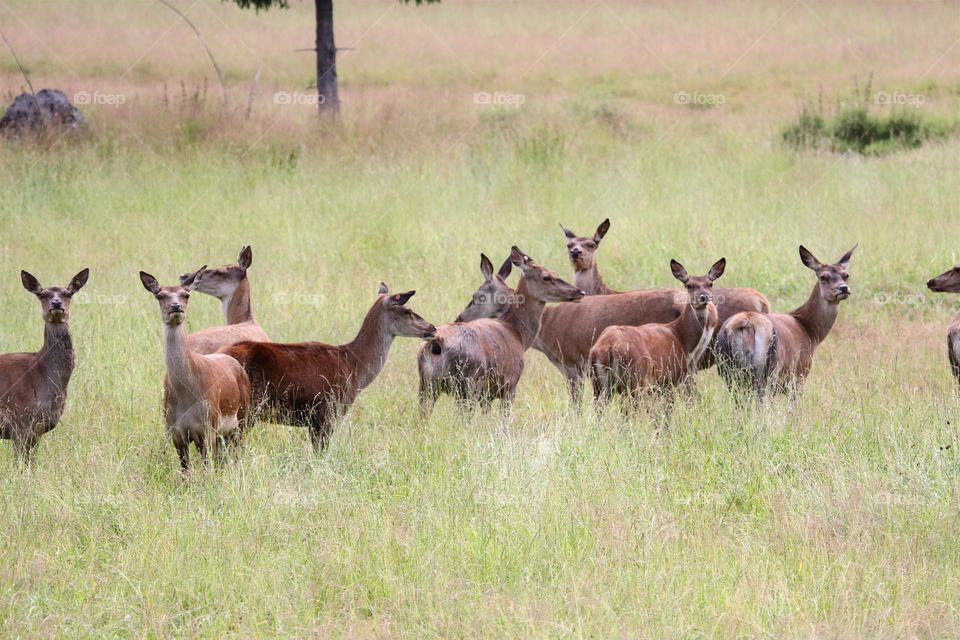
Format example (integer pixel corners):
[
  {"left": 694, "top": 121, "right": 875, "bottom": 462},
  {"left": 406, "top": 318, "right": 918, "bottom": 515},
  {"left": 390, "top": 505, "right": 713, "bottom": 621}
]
[
  {"left": 501, "top": 278, "right": 545, "bottom": 349},
  {"left": 164, "top": 323, "right": 199, "bottom": 390},
  {"left": 575, "top": 263, "right": 617, "bottom": 296},
  {"left": 221, "top": 277, "right": 255, "bottom": 324},
  {"left": 790, "top": 283, "right": 840, "bottom": 345},
  {"left": 39, "top": 321, "right": 75, "bottom": 390},
  {"left": 674, "top": 301, "right": 716, "bottom": 367},
  {"left": 345, "top": 303, "right": 394, "bottom": 392}
]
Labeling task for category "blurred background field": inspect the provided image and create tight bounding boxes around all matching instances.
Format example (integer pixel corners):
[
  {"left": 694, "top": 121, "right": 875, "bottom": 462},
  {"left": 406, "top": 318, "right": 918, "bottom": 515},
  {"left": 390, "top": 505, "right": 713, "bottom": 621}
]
[{"left": 1, "top": 1, "right": 960, "bottom": 637}]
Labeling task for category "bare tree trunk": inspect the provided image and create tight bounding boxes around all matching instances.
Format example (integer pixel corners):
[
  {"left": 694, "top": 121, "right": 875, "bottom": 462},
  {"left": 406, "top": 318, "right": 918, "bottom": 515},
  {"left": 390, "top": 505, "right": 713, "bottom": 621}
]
[{"left": 315, "top": 0, "right": 339, "bottom": 115}]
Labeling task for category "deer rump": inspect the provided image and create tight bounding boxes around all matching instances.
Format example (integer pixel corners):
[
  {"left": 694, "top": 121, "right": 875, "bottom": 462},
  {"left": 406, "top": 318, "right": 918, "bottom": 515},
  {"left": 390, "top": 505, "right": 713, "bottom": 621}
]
[
  {"left": 419, "top": 320, "right": 524, "bottom": 402},
  {"left": 222, "top": 341, "right": 355, "bottom": 426}
]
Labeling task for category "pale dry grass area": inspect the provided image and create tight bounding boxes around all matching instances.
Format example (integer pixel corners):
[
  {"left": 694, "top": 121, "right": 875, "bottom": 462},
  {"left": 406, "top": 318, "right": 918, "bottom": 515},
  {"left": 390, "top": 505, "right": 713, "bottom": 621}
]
[{"left": 1, "top": 1, "right": 960, "bottom": 638}]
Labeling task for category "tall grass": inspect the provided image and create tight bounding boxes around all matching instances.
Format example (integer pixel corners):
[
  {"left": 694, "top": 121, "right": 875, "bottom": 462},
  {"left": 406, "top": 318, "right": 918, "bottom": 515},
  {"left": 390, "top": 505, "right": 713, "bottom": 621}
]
[{"left": 2, "top": 0, "right": 960, "bottom": 637}]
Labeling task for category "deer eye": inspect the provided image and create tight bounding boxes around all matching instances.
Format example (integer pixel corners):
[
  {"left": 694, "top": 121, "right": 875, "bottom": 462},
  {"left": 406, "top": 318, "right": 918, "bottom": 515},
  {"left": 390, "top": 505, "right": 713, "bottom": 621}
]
[
  {"left": 586, "top": 241, "right": 596, "bottom": 249},
  {"left": 820, "top": 275, "right": 829, "bottom": 283},
  {"left": 543, "top": 276, "right": 552, "bottom": 282}
]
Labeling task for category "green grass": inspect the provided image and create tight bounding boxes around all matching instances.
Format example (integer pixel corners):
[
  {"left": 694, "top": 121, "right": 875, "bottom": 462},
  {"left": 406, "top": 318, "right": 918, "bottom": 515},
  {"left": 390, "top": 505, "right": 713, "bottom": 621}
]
[
  {"left": 2, "top": 0, "right": 960, "bottom": 635},
  {"left": 1, "top": 119, "right": 959, "bottom": 637}
]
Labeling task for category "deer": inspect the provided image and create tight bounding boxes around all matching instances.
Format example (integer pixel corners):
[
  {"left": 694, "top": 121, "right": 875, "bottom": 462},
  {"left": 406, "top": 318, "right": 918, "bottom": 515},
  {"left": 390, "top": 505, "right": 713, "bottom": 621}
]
[
  {"left": 418, "top": 247, "right": 584, "bottom": 412},
  {"left": 0, "top": 269, "right": 89, "bottom": 463},
  {"left": 926, "top": 265, "right": 960, "bottom": 385},
  {"left": 716, "top": 245, "right": 856, "bottom": 398},
  {"left": 140, "top": 268, "right": 253, "bottom": 475},
  {"left": 221, "top": 283, "right": 436, "bottom": 452},
  {"left": 589, "top": 258, "right": 725, "bottom": 407},
  {"left": 180, "top": 246, "right": 269, "bottom": 354},
  {"left": 536, "top": 218, "right": 771, "bottom": 401},
  {"left": 454, "top": 253, "right": 514, "bottom": 323}
]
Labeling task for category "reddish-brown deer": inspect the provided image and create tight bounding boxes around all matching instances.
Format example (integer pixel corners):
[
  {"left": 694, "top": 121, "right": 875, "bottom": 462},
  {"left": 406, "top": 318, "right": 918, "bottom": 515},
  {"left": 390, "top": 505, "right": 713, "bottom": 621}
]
[
  {"left": 717, "top": 245, "right": 856, "bottom": 397},
  {"left": 141, "top": 268, "right": 253, "bottom": 475},
  {"left": 222, "top": 283, "right": 436, "bottom": 451},
  {"left": 537, "top": 219, "right": 770, "bottom": 400},
  {"left": 180, "top": 246, "right": 269, "bottom": 354},
  {"left": 418, "top": 247, "right": 584, "bottom": 411},
  {"left": 927, "top": 266, "right": 960, "bottom": 384},
  {"left": 589, "top": 258, "right": 725, "bottom": 405},
  {"left": 454, "top": 253, "right": 514, "bottom": 323},
  {"left": 0, "top": 269, "right": 89, "bottom": 463}
]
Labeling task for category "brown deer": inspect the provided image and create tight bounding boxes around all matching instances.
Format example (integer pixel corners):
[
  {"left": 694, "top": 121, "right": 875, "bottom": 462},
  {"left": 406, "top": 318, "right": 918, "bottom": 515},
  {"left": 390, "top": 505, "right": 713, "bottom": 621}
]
[
  {"left": 418, "top": 247, "right": 584, "bottom": 411},
  {"left": 454, "top": 254, "right": 514, "bottom": 323},
  {"left": 926, "top": 265, "right": 960, "bottom": 384},
  {"left": 141, "top": 268, "right": 253, "bottom": 475},
  {"left": 590, "top": 258, "right": 725, "bottom": 404},
  {"left": 180, "top": 246, "right": 269, "bottom": 354},
  {"left": 0, "top": 269, "right": 89, "bottom": 463},
  {"left": 717, "top": 245, "right": 856, "bottom": 397},
  {"left": 537, "top": 219, "right": 771, "bottom": 400},
  {"left": 222, "top": 283, "right": 436, "bottom": 451}
]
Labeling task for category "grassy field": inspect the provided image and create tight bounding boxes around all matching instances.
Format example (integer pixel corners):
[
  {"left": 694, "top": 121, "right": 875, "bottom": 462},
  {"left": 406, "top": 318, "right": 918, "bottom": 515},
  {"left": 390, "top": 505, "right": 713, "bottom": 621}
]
[{"left": 2, "top": 0, "right": 960, "bottom": 637}]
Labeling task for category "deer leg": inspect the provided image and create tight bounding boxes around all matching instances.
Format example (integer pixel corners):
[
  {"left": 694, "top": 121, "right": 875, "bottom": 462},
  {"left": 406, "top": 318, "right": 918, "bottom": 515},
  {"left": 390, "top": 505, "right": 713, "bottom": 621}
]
[
  {"left": 565, "top": 370, "right": 583, "bottom": 406},
  {"left": 949, "top": 343, "right": 960, "bottom": 389},
  {"left": 309, "top": 421, "right": 331, "bottom": 453},
  {"left": 418, "top": 378, "right": 437, "bottom": 416},
  {"left": 173, "top": 438, "right": 190, "bottom": 477}
]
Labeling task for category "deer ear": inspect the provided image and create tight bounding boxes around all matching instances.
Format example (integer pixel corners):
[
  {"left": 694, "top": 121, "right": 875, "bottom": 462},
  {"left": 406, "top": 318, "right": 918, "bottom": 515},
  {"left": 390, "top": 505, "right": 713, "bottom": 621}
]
[
  {"left": 21, "top": 270, "right": 42, "bottom": 294},
  {"left": 670, "top": 260, "right": 689, "bottom": 283},
  {"left": 480, "top": 254, "right": 494, "bottom": 280},
  {"left": 68, "top": 268, "right": 90, "bottom": 293},
  {"left": 238, "top": 246, "right": 253, "bottom": 271},
  {"left": 378, "top": 282, "right": 389, "bottom": 296},
  {"left": 594, "top": 218, "right": 610, "bottom": 243},
  {"left": 510, "top": 246, "right": 533, "bottom": 270},
  {"left": 388, "top": 290, "right": 415, "bottom": 306},
  {"left": 708, "top": 258, "right": 726, "bottom": 282},
  {"left": 837, "top": 243, "right": 857, "bottom": 268},
  {"left": 140, "top": 271, "right": 161, "bottom": 294},
  {"left": 561, "top": 224, "right": 575, "bottom": 240},
  {"left": 799, "top": 245, "right": 823, "bottom": 271},
  {"left": 184, "top": 265, "right": 206, "bottom": 291},
  {"left": 497, "top": 256, "right": 513, "bottom": 280},
  {"left": 179, "top": 270, "right": 198, "bottom": 287}
]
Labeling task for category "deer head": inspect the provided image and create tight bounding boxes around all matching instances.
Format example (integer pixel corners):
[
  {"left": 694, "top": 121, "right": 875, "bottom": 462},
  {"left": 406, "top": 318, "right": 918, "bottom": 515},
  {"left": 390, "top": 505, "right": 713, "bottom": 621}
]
[
  {"left": 141, "top": 266, "right": 205, "bottom": 326},
  {"left": 180, "top": 245, "right": 252, "bottom": 299},
  {"left": 377, "top": 283, "right": 436, "bottom": 338},
  {"left": 928, "top": 265, "right": 960, "bottom": 293},
  {"left": 800, "top": 245, "right": 856, "bottom": 304},
  {"left": 455, "top": 253, "right": 514, "bottom": 323},
  {"left": 510, "top": 246, "right": 584, "bottom": 303},
  {"left": 670, "top": 258, "right": 725, "bottom": 308},
  {"left": 561, "top": 218, "right": 609, "bottom": 273},
  {"left": 21, "top": 269, "right": 89, "bottom": 324}
]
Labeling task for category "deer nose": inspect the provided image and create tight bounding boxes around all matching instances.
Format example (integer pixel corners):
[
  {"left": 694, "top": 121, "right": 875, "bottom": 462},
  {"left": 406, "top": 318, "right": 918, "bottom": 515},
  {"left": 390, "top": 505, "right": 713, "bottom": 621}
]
[
  {"left": 698, "top": 293, "right": 710, "bottom": 304},
  {"left": 170, "top": 303, "right": 183, "bottom": 313},
  {"left": 51, "top": 299, "right": 63, "bottom": 310},
  {"left": 838, "top": 284, "right": 850, "bottom": 294},
  {"left": 569, "top": 248, "right": 581, "bottom": 258}
]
